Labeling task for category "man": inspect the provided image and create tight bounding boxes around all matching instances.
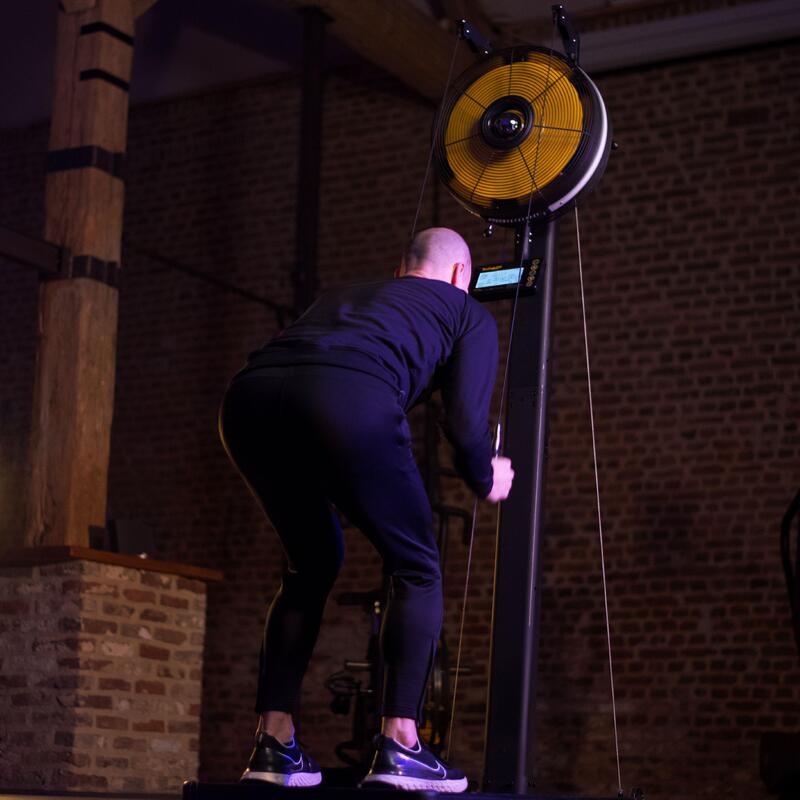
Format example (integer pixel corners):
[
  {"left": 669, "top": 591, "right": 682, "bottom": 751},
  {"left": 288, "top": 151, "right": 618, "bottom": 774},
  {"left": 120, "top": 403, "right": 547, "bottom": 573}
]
[{"left": 219, "top": 227, "right": 514, "bottom": 792}]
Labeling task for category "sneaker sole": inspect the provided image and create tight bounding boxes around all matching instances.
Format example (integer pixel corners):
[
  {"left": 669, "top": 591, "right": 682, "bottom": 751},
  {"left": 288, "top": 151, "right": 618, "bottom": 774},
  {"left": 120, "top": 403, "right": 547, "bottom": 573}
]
[
  {"left": 361, "top": 773, "right": 468, "bottom": 793},
  {"left": 241, "top": 769, "right": 322, "bottom": 787}
]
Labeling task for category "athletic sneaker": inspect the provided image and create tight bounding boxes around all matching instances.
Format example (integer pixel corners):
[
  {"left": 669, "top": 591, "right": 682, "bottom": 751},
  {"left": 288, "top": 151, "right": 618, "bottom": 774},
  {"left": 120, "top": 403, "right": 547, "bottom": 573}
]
[
  {"left": 240, "top": 732, "right": 322, "bottom": 787},
  {"left": 361, "top": 734, "right": 468, "bottom": 793}
]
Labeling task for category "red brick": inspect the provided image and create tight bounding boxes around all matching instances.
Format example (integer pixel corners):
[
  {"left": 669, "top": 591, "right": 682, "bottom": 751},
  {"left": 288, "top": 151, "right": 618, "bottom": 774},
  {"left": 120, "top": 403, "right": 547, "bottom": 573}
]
[
  {"left": 131, "top": 719, "right": 165, "bottom": 733},
  {"left": 98, "top": 677, "right": 132, "bottom": 692},
  {"left": 176, "top": 577, "right": 204, "bottom": 593},
  {"left": 112, "top": 736, "right": 148, "bottom": 752},
  {"left": 156, "top": 665, "right": 185, "bottom": 679},
  {"left": 46, "top": 749, "right": 91, "bottom": 767},
  {"left": 102, "top": 601, "right": 135, "bottom": 617},
  {"left": 34, "top": 674, "right": 85, "bottom": 690},
  {"left": 154, "top": 627, "right": 187, "bottom": 645},
  {"left": 96, "top": 755, "right": 129, "bottom": 769},
  {"left": 139, "top": 643, "right": 170, "bottom": 661},
  {"left": 0, "top": 600, "right": 30, "bottom": 615},
  {"left": 78, "top": 694, "right": 113, "bottom": 709},
  {"left": 122, "top": 589, "right": 156, "bottom": 604},
  {"left": 57, "top": 657, "right": 113, "bottom": 671},
  {"left": 121, "top": 622, "right": 150, "bottom": 639},
  {"left": 159, "top": 594, "right": 189, "bottom": 609},
  {"left": 0, "top": 675, "right": 27, "bottom": 688},
  {"left": 80, "top": 581, "right": 119, "bottom": 597},
  {"left": 82, "top": 618, "right": 118, "bottom": 635},
  {"left": 60, "top": 771, "right": 108, "bottom": 790},
  {"left": 134, "top": 680, "right": 166, "bottom": 695},
  {"left": 140, "top": 608, "right": 168, "bottom": 623},
  {"left": 54, "top": 731, "right": 74, "bottom": 747},
  {"left": 11, "top": 693, "right": 36, "bottom": 706},
  {"left": 167, "top": 719, "right": 199, "bottom": 734},
  {"left": 96, "top": 716, "right": 129, "bottom": 731},
  {"left": 141, "top": 572, "right": 171, "bottom": 588}
]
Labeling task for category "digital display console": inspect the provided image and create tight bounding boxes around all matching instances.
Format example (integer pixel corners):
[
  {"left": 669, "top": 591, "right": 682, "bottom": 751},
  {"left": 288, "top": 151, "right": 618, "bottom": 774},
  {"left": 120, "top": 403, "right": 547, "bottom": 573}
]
[
  {"left": 470, "top": 260, "right": 541, "bottom": 301},
  {"left": 474, "top": 267, "right": 523, "bottom": 289}
]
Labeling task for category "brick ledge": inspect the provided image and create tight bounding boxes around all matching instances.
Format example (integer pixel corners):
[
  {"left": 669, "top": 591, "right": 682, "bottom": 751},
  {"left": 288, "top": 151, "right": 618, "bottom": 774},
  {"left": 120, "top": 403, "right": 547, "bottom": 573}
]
[{"left": 0, "top": 545, "right": 224, "bottom": 582}]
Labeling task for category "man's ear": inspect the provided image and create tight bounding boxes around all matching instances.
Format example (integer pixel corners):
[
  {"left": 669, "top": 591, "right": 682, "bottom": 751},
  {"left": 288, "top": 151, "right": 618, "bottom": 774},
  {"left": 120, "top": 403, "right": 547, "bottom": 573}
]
[{"left": 451, "top": 262, "right": 466, "bottom": 286}]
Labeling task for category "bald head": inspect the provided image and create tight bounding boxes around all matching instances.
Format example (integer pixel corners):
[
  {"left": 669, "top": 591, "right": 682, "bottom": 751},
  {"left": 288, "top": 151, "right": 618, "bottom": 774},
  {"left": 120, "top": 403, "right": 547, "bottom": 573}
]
[{"left": 400, "top": 227, "right": 472, "bottom": 292}]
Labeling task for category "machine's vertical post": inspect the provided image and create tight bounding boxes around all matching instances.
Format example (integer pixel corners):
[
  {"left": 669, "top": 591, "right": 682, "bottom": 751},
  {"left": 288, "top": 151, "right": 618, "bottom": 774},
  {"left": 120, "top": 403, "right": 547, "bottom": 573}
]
[
  {"left": 293, "top": 6, "right": 328, "bottom": 316},
  {"left": 482, "top": 220, "right": 557, "bottom": 794}
]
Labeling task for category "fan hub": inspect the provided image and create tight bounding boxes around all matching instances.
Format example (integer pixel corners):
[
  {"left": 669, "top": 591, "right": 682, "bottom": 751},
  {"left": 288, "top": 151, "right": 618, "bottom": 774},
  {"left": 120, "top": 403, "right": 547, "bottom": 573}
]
[{"left": 480, "top": 96, "right": 534, "bottom": 150}]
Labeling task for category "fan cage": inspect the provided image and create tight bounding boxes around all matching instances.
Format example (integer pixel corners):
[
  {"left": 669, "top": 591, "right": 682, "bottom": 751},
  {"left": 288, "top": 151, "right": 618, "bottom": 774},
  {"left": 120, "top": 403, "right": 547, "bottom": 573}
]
[{"left": 434, "top": 45, "right": 610, "bottom": 226}]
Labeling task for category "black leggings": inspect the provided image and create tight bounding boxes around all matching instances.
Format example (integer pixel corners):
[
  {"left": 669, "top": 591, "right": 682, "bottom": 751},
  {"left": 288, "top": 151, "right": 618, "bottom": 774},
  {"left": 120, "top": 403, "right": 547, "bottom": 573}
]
[{"left": 219, "top": 364, "right": 442, "bottom": 720}]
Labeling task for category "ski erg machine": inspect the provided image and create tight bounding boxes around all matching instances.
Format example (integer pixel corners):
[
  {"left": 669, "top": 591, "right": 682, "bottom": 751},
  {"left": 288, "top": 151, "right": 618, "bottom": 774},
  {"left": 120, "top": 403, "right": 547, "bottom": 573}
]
[
  {"left": 431, "top": 10, "right": 618, "bottom": 796},
  {"left": 185, "top": 5, "right": 643, "bottom": 799}
]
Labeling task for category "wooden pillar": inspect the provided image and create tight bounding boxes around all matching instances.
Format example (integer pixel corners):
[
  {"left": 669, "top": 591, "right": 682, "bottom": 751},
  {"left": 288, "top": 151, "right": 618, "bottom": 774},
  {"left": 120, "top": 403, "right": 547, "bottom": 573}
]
[{"left": 24, "top": 0, "right": 156, "bottom": 548}]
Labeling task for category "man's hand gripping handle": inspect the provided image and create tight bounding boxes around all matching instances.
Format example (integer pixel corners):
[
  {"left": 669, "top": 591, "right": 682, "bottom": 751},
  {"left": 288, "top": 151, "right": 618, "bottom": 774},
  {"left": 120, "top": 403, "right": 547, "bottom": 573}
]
[{"left": 486, "top": 422, "right": 514, "bottom": 503}]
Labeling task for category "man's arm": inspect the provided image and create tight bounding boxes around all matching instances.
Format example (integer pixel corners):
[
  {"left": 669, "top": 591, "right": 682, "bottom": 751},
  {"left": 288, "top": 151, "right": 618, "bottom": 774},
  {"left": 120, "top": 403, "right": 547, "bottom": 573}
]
[{"left": 439, "top": 306, "right": 499, "bottom": 497}]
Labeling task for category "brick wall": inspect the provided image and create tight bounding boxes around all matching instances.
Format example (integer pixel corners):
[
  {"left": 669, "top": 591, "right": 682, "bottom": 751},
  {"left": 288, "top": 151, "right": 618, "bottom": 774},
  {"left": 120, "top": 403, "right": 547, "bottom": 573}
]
[
  {"left": 0, "top": 560, "right": 206, "bottom": 792},
  {"left": 0, "top": 38, "right": 798, "bottom": 800}
]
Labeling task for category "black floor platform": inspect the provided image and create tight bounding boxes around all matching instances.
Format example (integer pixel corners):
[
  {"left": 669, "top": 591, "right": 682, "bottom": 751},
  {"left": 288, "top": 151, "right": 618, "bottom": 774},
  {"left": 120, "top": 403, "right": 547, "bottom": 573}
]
[{"left": 183, "top": 782, "right": 618, "bottom": 800}]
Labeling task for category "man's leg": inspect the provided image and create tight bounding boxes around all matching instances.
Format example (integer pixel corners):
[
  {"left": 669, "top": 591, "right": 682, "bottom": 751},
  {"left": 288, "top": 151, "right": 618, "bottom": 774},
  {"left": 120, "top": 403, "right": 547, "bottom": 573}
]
[
  {"left": 222, "top": 365, "right": 459, "bottom": 788},
  {"left": 310, "top": 375, "right": 467, "bottom": 791},
  {"left": 305, "top": 373, "right": 443, "bottom": 738},
  {"left": 220, "top": 370, "right": 344, "bottom": 736},
  {"left": 253, "top": 501, "right": 344, "bottom": 726}
]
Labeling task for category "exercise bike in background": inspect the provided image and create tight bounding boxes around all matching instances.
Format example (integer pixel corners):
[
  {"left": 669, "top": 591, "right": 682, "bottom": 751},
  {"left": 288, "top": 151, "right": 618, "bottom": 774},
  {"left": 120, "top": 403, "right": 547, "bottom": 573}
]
[{"left": 760, "top": 489, "right": 800, "bottom": 799}]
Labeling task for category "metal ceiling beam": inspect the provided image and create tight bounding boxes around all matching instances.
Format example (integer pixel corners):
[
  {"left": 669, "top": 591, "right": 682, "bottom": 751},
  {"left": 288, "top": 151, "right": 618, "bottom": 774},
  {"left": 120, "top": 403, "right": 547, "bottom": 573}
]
[
  {"left": 509, "top": 0, "right": 800, "bottom": 72},
  {"left": 276, "top": 0, "right": 472, "bottom": 101}
]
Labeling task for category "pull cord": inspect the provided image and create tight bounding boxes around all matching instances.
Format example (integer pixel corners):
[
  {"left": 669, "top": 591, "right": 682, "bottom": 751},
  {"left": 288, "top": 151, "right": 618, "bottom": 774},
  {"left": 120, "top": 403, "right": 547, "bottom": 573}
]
[
  {"left": 575, "top": 205, "right": 623, "bottom": 795},
  {"left": 409, "top": 34, "right": 462, "bottom": 243},
  {"left": 443, "top": 495, "right": 478, "bottom": 761}
]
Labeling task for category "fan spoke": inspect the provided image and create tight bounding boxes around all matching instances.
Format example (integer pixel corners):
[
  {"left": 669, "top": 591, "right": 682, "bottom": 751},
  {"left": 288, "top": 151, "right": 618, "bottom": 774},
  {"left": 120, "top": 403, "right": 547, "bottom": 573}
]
[
  {"left": 463, "top": 92, "right": 486, "bottom": 110},
  {"left": 445, "top": 132, "right": 481, "bottom": 147},
  {"left": 469, "top": 151, "right": 497, "bottom": 201},
  {"left": 529, "top": 71, "right": 567, "bottom": 106},
  {"left": 535, "top": 124, "right": 588, "bottom": 135}
]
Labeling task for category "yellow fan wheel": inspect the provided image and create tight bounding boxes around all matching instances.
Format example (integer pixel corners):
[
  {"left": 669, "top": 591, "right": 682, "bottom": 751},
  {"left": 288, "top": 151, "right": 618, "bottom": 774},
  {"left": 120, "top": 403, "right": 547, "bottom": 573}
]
[{"left": 434, "top": 46, "right": 610, "bottom": 225}]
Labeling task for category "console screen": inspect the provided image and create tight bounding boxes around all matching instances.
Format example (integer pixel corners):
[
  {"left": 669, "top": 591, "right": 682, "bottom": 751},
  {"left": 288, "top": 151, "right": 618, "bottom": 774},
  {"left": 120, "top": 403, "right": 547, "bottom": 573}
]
[{"left": 475, "top": 267, "right": 523, "bottom": 289}]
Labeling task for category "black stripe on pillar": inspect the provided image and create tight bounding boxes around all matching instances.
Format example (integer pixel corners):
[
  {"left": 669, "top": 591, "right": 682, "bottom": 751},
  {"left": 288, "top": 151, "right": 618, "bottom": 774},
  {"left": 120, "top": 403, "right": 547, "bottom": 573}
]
[
  {"left": 79, "top": 22, "right": 135, "bottom": 46},
  {"left": 79, "top": 68, "right": 130, "bottom": 92},
  {"left": 71, "top": 255, "right": 120, "bottom": 287},
  {"left": 46, "top": 146, "right": 125, "bottom": 180},
  {"left": 43, "top": 255, "right": 121, "bottom": 287}
]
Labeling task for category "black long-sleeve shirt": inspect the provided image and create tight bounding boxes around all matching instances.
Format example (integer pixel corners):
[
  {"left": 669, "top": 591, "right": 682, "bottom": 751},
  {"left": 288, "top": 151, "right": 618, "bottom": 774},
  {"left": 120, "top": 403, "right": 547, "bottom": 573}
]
[{"left": 247, "top": 276, "right": 499, "bottom": 497}]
